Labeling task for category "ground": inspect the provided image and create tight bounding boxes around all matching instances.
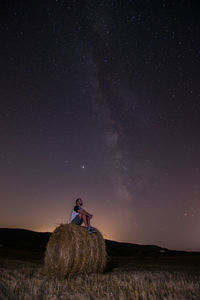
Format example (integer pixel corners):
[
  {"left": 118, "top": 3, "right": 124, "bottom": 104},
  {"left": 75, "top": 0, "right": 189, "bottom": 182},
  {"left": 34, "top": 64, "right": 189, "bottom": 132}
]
[{"left": 0, "top": 251, "right": 200, "bottom": 299}]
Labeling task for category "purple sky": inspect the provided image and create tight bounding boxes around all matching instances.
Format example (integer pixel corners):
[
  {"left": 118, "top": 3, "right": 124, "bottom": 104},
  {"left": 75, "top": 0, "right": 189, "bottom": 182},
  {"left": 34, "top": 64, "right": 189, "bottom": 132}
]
[{"left": 0, "top": 0, "right": 200, "bottom": 251}]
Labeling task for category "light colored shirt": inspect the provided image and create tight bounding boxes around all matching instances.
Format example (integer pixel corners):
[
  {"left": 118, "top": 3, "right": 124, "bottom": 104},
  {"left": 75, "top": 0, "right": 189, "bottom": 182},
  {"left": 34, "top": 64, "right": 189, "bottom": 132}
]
[{"left": 69, "top": 205, "right": 82, "bottom": 222}]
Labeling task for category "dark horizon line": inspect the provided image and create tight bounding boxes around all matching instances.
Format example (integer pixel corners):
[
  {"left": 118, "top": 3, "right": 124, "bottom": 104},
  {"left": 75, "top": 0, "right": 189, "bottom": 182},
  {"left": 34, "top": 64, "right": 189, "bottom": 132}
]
[{"left": 0, "top": 226, "right": 199, "bottom": 253}]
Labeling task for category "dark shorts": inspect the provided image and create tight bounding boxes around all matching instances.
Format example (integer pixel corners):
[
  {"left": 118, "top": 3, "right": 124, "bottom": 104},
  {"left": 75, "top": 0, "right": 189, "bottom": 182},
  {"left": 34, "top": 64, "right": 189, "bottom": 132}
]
[{"left": 71, "top": 215, "right": 83, "bottom": 225}]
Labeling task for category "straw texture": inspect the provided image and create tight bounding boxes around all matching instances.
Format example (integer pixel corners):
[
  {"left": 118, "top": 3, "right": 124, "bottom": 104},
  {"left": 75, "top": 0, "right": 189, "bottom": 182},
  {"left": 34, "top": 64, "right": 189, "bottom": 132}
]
[{"left": 44, "top": 223, "right": 107, "bottom": 277}]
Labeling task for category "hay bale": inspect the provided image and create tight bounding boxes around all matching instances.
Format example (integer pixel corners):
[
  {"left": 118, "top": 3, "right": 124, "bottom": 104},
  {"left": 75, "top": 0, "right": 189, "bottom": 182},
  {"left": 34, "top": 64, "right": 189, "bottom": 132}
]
[{"left": 44, "top": 223, "right": 107, "bottom": 277}]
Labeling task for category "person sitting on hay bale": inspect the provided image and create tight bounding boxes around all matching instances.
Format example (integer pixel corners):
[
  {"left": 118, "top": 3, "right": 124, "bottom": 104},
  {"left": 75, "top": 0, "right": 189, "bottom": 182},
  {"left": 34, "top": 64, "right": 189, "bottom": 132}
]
[{"left": 69, "top": 198, "right": 96, "bottom": 233}]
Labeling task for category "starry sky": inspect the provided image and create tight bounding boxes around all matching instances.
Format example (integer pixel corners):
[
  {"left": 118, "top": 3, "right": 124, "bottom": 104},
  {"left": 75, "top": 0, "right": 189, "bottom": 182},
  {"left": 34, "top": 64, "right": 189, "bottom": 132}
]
[{"left": 0, "top": 0, "right": 200, "bottom": 251}]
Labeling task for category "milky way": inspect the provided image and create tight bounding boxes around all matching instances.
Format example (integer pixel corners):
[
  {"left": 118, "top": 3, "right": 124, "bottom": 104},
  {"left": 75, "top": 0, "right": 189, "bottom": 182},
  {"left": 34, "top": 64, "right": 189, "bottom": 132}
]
[{"left": 0, "top": 1, "right": 200, "bottom": 250}]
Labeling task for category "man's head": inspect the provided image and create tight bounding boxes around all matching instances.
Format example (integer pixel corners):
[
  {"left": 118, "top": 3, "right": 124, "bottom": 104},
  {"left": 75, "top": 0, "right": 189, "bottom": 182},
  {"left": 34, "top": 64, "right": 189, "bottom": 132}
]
[{"left": 76, "top": 198, "right": 83, "bottom": 206}]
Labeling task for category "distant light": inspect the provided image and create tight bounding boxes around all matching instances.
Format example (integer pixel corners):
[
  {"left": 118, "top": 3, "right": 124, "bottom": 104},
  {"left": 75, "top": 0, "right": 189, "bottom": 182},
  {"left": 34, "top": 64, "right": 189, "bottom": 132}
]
[{"left": 81, "top": 165, "right": 85, "bottom": 169}]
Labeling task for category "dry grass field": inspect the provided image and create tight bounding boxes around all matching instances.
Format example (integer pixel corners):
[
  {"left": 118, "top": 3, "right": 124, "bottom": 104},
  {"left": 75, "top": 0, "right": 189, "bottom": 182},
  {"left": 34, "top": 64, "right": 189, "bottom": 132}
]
[{"left": 0, "top": 255, "right": 200, "bottom": 300}]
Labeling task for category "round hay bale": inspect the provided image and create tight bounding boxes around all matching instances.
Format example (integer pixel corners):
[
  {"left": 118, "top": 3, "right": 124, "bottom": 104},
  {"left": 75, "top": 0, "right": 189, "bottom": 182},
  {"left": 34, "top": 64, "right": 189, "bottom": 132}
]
[{"left": 44, "top": 223, "right": 107, "bottom": 277}]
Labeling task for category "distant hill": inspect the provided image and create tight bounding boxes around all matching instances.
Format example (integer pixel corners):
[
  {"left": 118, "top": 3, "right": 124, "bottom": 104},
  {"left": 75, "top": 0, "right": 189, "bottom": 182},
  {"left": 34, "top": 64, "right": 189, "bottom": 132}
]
[
  {"left": 0, "top": 228, "right": 50, "bottom": 250},
  {"left": 106, "top": 239, "right": 169, "bottom": 256},
  {"left": 0, "top": 228, "right": 199, "bottom": 258}
]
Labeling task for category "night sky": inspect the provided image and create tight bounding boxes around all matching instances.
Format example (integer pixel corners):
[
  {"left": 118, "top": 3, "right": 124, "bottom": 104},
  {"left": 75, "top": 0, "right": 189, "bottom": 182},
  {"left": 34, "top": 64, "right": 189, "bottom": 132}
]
[{"left": 1, "top": 0, "right": 200, "bottom": 251}]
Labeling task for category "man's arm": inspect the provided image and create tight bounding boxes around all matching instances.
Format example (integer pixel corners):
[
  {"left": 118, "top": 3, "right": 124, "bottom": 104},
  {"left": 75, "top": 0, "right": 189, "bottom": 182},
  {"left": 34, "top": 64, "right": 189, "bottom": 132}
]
[{"left": 77, "top": 209, "right": 92, "bottom": 217}]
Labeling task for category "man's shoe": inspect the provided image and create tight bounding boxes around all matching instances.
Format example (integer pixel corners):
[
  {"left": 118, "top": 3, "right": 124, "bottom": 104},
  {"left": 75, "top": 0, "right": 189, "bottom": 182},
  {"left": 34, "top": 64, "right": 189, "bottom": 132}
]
[
  {"left": 90, "top": 227, "right": 97, "bottom": 233},
  {"left": 87, "top": 226, "right": 96, "bottom": 233}
]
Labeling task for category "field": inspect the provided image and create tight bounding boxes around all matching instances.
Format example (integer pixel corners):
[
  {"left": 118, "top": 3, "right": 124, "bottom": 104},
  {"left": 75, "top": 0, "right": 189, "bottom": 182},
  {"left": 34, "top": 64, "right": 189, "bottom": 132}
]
[{"left": 0, "top": 254, "right": 200, "bottom": 300}]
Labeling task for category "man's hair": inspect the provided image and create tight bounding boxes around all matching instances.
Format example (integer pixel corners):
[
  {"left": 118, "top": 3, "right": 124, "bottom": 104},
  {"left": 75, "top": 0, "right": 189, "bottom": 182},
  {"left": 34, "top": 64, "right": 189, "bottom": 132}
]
[{"left": 75, "top": 198, "right": 81, "bottom": 205}]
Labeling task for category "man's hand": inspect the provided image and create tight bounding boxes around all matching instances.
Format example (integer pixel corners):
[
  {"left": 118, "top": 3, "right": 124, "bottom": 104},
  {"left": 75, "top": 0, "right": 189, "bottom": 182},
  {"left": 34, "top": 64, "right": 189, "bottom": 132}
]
[{"left": 78, "top": 209, "right": 93, "bottom": 218}]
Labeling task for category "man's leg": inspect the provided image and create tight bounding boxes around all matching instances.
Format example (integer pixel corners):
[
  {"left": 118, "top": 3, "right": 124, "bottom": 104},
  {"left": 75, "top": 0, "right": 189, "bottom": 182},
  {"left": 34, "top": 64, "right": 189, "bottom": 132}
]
[
  {"left": 80, "top": 214, "right": 96, "bottom": 232},
  {"left": 79, "top": 214, "right": 91, "bottom": 227},
  {"left": 86, "top": 215, "right": 91, "bottom": 226}
]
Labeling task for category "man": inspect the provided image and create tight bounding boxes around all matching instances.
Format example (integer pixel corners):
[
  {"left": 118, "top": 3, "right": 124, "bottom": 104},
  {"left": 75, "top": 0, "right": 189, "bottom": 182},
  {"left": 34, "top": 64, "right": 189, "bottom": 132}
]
[{"left": 69, "top": 198, "right": 96, "bottom": 233}]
